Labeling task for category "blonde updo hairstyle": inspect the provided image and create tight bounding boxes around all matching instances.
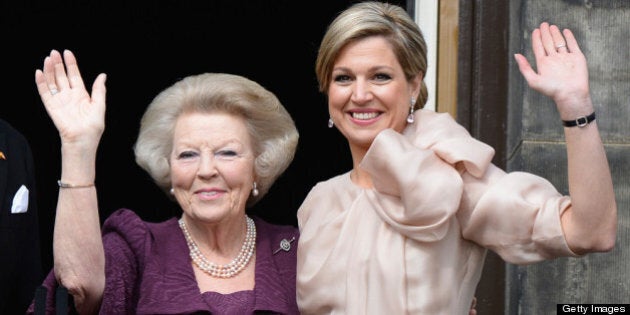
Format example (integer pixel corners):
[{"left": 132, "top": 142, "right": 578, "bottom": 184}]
[
  {"left": 134, "top": 73, "right": 299, "bottom": 207},
  {"left": 315, "top": 1, "right": 429, "bottom": 110}
]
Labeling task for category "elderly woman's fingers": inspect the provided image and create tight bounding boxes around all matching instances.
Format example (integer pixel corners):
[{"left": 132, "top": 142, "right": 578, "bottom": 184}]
[
  {"left": 41, "top": 55, "right": 59, "bottom": 95},
  {"left": 62, "top": 50, "right": 87, "bottom": 91},
  {"left": 50, "top": 50, "right": 70, "bottom": 91}
]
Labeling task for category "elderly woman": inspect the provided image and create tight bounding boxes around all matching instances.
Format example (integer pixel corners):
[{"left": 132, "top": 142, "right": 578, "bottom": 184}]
[{"left": 29, "top": 50, "right": 300, "bottom": 314}]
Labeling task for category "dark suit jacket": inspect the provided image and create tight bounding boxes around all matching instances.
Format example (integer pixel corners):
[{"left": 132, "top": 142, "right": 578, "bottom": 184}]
[{"left": 0, "top": 119, "right": 42, "bottom": 314}]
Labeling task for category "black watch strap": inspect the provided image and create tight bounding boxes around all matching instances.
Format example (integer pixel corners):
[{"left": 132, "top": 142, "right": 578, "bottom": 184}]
[{"left": 562, "top": 112, "right": 596, "bottom": 127}]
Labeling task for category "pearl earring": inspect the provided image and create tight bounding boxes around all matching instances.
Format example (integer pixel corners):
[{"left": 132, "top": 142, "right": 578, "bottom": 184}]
[
  {"left": 169, "top": 188, "right": 175, "bottom": 195},
  {"left": 407, "top": 98, "right": 416, "bottom": 124},
  {"left": 328, "top": 118, "right": 334, "bottom": 128},
  {"left": 252, "top": 182, "right": 259, "bottom": 197}
]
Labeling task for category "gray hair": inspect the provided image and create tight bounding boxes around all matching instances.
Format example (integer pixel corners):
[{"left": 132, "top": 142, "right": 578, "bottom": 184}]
[
  {"left": 134, "top": 73, "right": 299, "bottom": 206},
  {"left": 315, "top": 1, "right": 428, "bottom": 109}
]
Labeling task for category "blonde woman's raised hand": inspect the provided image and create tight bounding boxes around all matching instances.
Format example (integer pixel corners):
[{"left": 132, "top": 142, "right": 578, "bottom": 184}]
[
  {"left": 35, "top": 49, "right": 107, "bottom": 149},
  {"left": 514, "top": 22, "right": 592, "bottom": 117}
]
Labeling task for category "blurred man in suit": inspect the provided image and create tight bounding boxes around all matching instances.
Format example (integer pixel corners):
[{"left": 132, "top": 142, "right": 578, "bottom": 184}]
[{"left": 0, "top": 118, "right": 42, "bottom": 314}]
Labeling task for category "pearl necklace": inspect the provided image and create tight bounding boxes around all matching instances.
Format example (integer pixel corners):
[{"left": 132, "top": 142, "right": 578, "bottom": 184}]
[{"left": 178, "top": 216, "right": 256, "bottom": 278}]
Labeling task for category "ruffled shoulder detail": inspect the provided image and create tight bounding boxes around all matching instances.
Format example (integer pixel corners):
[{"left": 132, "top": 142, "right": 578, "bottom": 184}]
[
  {"left": 358, "top": 110, "right": 495, "bottom": 242},
  {"left": 361, "top": 128, "right": 462, "bottom": 242},
  {"left": 403, "top": 109, "right": 495, "bottom": 178}
]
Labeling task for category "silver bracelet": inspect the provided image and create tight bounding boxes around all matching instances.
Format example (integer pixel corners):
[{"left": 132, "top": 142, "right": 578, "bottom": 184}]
[{"left": 57, "top": 180, "right": 95, "bottom": 189}]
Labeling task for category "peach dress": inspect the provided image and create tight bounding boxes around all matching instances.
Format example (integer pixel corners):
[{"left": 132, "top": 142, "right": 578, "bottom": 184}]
[{"left": 297, "top": 109, "right": 578, "bottom": 314}]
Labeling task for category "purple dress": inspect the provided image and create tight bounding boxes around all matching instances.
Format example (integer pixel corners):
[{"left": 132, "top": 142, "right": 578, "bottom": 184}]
[{"left": 28, "top": 209, "right": 300, "bottom": 314}]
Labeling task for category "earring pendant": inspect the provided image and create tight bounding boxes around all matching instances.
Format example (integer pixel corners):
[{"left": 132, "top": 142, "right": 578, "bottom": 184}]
[
  {"left": 252, "top": 182, "right": 259, "bottom": 197},
  {"left": 407, "top": 98, "right": 416, "bottom": 123},
  {"left": 407, "top": 113, "right": 415, "bottom": 123}
]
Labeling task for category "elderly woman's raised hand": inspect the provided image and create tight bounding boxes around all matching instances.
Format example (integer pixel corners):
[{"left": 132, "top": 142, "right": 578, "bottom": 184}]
[
  {"left": 34, "top": 49, "right": 107, "bottom": 149},
  {"left": 514, "top": 22, "right": 592, "bottom": 116}
]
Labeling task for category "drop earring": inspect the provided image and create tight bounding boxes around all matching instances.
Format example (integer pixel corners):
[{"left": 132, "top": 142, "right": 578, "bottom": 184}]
[
  {"left": 407, "top": 98, "right": 416, "bottom": 124},
  {"left": 328, "top": 118, "right": 334, "bottom": 128},
  {"left": 252, "top": 182, "right": 259, "bottom": 197}
]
